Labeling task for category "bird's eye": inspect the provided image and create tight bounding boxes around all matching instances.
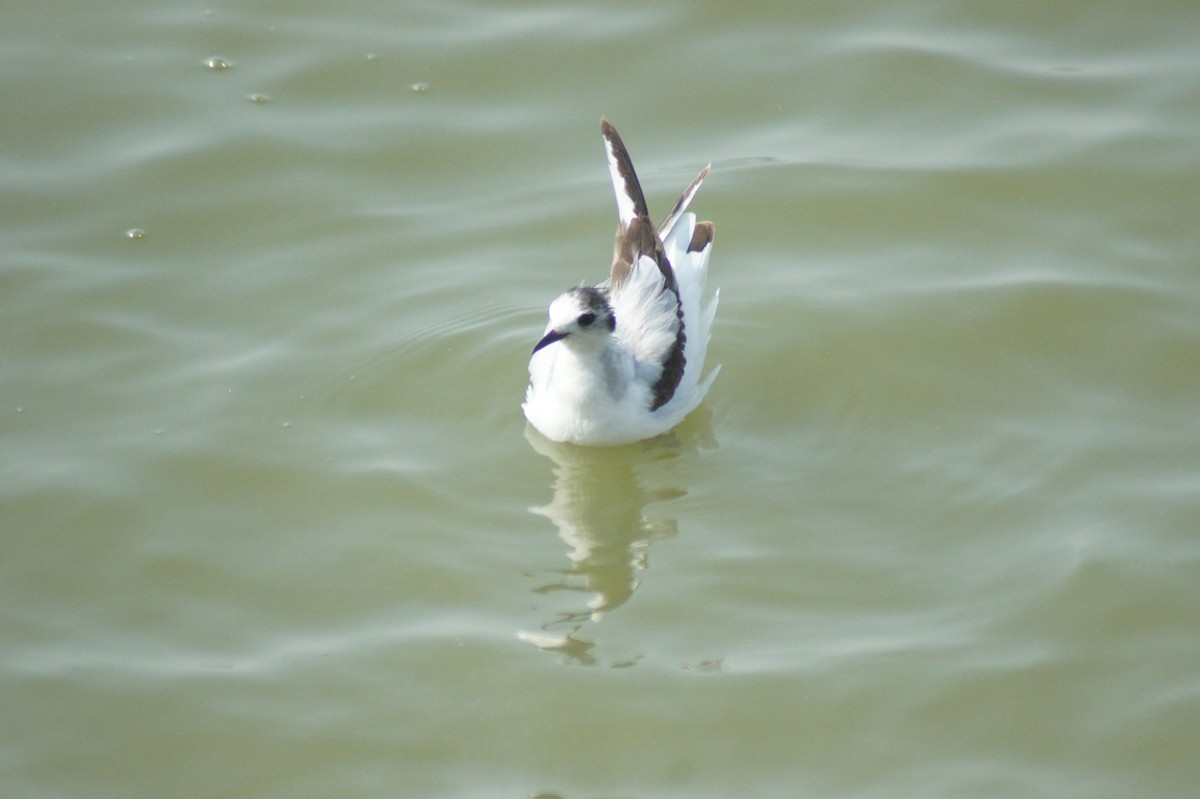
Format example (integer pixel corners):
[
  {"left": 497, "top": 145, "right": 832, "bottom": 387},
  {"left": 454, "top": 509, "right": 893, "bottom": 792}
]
[{"left": 578, "top": 312, "right": 596, "bottom": 327}]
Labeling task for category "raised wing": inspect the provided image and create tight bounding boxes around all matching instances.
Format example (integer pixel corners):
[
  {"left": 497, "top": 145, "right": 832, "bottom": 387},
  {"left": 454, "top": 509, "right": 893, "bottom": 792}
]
[
  {"left": 599, "top": 118, "right": 685, "bottom": 410},
  {"left": 601, "top": 119, "right": 678, "bottom": 296},
  {"left": 658, "top": 163, "right": 711, "bottom": 241}
]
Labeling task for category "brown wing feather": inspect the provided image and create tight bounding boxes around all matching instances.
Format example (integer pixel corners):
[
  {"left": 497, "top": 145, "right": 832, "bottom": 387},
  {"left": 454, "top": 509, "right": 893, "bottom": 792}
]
[
  {"left": 611, "top": 217, "right": 677, "bottom": 293},
  {"left": 658, "top": 164, "right": 711, "bottom": 238},
  {"left": 689, "top": 221, "right": 715, "bottom": 253},
  {"left": 600, "top": 119, "right": 688, "bottom": 411}
]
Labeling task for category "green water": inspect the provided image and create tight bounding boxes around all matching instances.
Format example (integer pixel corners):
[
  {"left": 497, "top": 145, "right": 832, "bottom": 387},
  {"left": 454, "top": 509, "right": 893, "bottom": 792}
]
[{"left": 3, "top": 2, "right": 1198, "bottom": 798}]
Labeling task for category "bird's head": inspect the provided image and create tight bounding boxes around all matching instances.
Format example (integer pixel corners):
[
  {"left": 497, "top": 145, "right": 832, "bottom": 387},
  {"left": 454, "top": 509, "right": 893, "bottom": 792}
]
[{"left": 533, "top": 286, "right": 616, "bottom": 354}]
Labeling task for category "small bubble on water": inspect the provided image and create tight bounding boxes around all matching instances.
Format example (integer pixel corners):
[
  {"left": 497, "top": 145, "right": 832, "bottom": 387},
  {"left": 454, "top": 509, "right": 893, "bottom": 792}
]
[
  {"left": 125, "top": 228, "right": 146, "bottom": 240},
  {"left": 204, "top": 56, "right": 233, "bottom": 71},
  {"left": 247, "top": 93, "right": 270, "bottom": 104},
  {"left": 410, "top": 82, "right": 431, "bottom": 94}
]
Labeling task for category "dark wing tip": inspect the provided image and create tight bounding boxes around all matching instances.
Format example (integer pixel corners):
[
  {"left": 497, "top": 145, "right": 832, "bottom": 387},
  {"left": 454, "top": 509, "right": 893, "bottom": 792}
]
[
  {"left": 658, "top": 163, "right": 712, "bottom": 239},
  {"left": 600, "top": 118, "right": 650, "bottom": 221},
  {"left": 689, "top": 221, "right": 715, "bottom": 253}
]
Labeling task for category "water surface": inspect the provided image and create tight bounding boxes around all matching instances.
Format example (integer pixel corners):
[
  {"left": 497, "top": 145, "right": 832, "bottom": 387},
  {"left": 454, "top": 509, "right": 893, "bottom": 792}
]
[{"left": 3, "top": 2, "right": 1198, "bottom": 798}]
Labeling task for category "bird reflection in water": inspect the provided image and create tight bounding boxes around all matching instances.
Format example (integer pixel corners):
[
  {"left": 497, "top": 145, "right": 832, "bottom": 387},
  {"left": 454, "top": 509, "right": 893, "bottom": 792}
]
[{"left": 519, "top": 408, "right": 715, "bottom": 665}]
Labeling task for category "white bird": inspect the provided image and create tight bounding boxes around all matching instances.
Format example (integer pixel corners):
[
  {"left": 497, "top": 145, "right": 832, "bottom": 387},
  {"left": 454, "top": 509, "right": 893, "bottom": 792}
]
[{"left": 523, "top": 119, "right": 719, "bottom": 446}]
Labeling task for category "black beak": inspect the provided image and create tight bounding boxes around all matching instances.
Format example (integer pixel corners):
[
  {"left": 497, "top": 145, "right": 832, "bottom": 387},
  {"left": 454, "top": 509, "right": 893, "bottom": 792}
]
[{"left": 532, "top": 328, "right": 568, "bottom": 354}]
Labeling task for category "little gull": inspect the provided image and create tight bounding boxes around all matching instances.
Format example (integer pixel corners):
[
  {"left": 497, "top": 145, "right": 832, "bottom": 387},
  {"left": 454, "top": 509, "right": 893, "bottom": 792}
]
[{"left": 523, "top": 119, "right": 719, "bottom": 446}]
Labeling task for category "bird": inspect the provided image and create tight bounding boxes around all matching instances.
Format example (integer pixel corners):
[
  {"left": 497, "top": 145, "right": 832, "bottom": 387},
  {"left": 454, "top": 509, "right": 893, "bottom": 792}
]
[{"left": 523, "top": 119, "right": 719, "bottom": 446}]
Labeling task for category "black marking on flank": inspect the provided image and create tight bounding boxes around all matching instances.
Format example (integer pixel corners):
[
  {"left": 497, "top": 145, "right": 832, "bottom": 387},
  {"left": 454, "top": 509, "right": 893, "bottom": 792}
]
[{"left": 650, "top": 302, "right": 686, "bottom": 411}]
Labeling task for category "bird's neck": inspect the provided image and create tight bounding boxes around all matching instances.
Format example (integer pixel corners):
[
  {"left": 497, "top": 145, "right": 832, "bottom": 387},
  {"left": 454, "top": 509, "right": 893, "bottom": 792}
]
[{"left": 549, "top": 339, "right": 632, "bottom": 404}]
